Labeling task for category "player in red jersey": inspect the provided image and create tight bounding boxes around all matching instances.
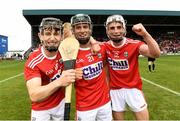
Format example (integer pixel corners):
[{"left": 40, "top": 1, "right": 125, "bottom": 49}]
[
  {"left": 71, "top": 14, "right": 112, "bottom": 121},
  {"left": 24, "top": 17, "right": 82, "bottom": 121},
  {"left": 103, "top": 15, "right": 161, "bottom": 120}
]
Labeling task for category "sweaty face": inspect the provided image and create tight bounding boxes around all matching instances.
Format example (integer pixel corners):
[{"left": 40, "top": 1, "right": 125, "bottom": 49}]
[
  {"left": 40, "top": 28, "right": 61, "bottom": 52},
  {"left": 73, "top": 23, "right": 91, "bottom": 45},
  {"left": 107, "top": 22, "right": 126, "bottom": 43}
]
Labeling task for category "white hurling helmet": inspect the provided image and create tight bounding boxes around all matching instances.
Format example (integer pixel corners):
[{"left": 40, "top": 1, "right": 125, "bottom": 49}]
[{"left": 105, "top": 15, "right": 126, "bottom": 29}]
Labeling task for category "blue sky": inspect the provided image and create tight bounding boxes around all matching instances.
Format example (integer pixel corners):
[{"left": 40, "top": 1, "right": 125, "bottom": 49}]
[{"left": 0, "top": 0, "right": 179, "bottom": 51}]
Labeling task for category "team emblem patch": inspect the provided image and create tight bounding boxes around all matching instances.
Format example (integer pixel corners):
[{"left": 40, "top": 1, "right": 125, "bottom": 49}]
[
  {"left": 97, "top": 53, "right": 102, "bottom": 58},
  {"left": 124, "top": 51, "right": 128, "bottom": 57}
]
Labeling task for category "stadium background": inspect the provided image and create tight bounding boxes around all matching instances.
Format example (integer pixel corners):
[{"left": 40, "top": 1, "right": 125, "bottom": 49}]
[{"left": 23, "top": 9, "right": 180, "bottom": 56}]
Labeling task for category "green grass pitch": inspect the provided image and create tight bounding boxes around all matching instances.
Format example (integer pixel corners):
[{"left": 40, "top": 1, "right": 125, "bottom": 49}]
[{"left": 0, "top": 55, "right": 179, "bottom": 120}]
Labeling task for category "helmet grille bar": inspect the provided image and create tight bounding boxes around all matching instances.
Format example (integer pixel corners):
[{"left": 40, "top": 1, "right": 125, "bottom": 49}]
[
  {"left": 39, "top": 17, "right": 63, "bottom": 31},
  {"left": 71, "top": 14, "right": 92, "bottom": 26},
  {"left": 105, "top": 15, "right": 126, "bottom": 29}
]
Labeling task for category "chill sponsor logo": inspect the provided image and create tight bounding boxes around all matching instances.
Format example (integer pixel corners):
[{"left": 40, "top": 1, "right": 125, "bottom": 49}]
[
  {"left": 108, "top": 57, "right": 129, "bottom": 70},
  {"left": 83, "top": 61, "right": 103, "bottom": 80}
]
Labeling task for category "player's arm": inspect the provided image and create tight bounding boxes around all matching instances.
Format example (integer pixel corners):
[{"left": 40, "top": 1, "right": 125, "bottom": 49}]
[
  {"left": 132, "top": 23, "right": 161, "bottom": 58},
  {"left": 26, "top": 69, "right": 76, "bottom": 102}
]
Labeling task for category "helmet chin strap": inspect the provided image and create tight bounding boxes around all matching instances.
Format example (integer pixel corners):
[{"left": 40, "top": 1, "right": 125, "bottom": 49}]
[
  {"left": 108, "top": 31, "right": 126, "bottom": 43},
  {"left": 110, "top": 36, "right": 124, "bottom": 43},
  {"left": 45, "top": 46, "right": 58, "bottom": 52},
  {"left": 77, "top": 36, "right": 90, "bottom": 45}
]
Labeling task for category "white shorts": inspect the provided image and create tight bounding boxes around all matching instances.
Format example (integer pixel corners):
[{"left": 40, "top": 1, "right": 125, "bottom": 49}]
[
  {"left": 110, "top": 88, "right": 147, "bottom": 112},
  {"left": 76, "top": 101, "right": 112, "bottom": 121},
  {"left": 31, "top": 99, "right": 65, "bottom": 121}
]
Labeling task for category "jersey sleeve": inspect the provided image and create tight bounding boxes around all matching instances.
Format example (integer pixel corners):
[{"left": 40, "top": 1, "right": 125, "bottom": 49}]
[
  {"left": 138, "top": 41, "right": 145, "bottom": 49},
  {"left": 24, "top": 62, "right": 41, "bottom": 81},
  {"left": 133, "top": 40, "right": 145, "bottom": 55}
]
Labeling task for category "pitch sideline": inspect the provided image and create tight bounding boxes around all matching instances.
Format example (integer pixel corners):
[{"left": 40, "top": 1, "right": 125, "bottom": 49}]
[
  {"left": 0, "top": 73, "right": 24, "bottom": 84},
  {"left": 142, "top": 77, "right": 180, "bottom": 96}
]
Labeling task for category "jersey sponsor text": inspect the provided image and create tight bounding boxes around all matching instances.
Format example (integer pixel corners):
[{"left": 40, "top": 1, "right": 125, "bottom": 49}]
[
  {"left": 83, "top": 61, "right": 103, "bottom": 80},
  {"left": 108, "top": 57, "right": 129, "bottom": 70}
]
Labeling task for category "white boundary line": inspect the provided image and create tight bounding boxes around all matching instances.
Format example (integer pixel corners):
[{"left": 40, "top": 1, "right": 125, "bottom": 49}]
[
  {"left": 142, "top": 77, "right": 180, "bottom": 96},
  {"left": 0, "top": 73, "right": 24, "bottom": 84}
]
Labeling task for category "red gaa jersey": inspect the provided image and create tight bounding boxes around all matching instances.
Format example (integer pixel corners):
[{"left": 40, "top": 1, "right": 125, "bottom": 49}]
[
  {"left": 75, "top": 45, "right": 110, "bottom": 111},
  {"left": 24, "top": 47, "right": 64, "bottom": 110},
  {"left": 105, "top": 38, "right": 144, "bottom": 90}
]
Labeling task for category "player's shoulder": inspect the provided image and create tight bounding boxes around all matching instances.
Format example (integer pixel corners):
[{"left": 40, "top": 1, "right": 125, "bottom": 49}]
[
  {"left": 102, "top": 40, "right": 111, "bottom": 47},
  {"left": 126, "top": 38, "right": 142, "bottom": 44},
  {"left": 98, "top": 42, "right": 108, "bottom": 51},
  {"left": 28, "top": 47, "right": 42, "bottom": 58},
  {"left": 25, "top": 47, "right": 44, "bottom": 66}
]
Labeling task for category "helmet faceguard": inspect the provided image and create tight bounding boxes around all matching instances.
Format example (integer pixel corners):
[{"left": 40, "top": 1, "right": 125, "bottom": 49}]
[
  {"left": 70, "top": 14, "right": 92, "bottom": 45},
  {"left": 105, "top": 15, "right": 127, "bottom": 43},
  {"left": 105, "top": 15, "right": 126, "bottom": 29},
  {"left": 39, "top": 17, "right": 63, "bottom": 32},
  {"left": 39, "top": 17, "right": 62, "bottom": 52},
  {"left": 71, "top": 14, "right": 92, "bottom": 26}
]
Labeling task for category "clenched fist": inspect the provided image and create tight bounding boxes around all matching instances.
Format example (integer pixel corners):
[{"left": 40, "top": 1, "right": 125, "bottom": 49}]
[{"left": 132, "top": 23, "right": 149, "bottom": 37}]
